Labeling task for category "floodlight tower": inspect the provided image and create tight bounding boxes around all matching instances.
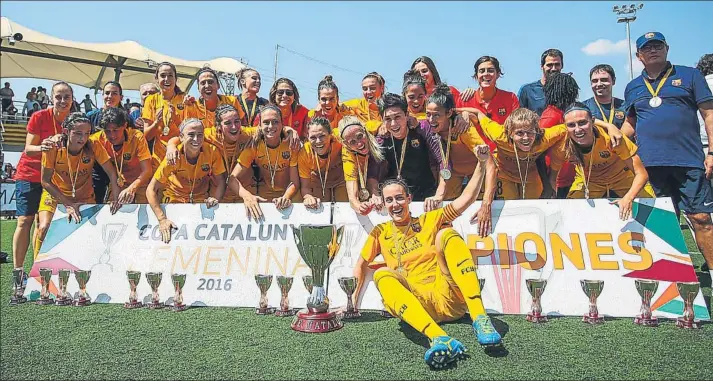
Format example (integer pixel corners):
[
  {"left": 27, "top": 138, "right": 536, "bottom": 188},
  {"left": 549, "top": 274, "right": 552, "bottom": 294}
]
[{"left": 613, "top": 3, "right": 644, "bottom": 80}]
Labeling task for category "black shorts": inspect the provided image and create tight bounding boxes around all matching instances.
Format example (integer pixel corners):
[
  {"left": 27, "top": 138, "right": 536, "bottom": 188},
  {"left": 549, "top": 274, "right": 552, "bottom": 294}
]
[
  {"left": 14, "top": 180, "right": 43, "bottom": 216},
  {"left": 646, "top": 166, "right": 713, "bottom": 214}
]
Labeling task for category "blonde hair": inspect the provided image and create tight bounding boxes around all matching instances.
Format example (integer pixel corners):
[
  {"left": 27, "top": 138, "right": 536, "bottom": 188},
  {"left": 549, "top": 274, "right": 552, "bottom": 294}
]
[
  {"left": 504, "top": 108, "right": 543, "bottom": 145},
  {"left": 337, "top": 115, "right": 384, "bottom": 162}
]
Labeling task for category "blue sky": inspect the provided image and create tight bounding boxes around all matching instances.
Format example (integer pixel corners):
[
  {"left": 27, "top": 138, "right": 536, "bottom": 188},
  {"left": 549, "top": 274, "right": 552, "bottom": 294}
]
[{"left": 1, "top": 1, "right": 712, "bottom": 110}]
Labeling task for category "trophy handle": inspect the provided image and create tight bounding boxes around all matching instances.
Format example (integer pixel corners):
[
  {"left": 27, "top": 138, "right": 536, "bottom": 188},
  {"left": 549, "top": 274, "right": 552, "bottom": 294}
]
[{"left": 292, "top": 226, "right": 302, "bottom": 247}]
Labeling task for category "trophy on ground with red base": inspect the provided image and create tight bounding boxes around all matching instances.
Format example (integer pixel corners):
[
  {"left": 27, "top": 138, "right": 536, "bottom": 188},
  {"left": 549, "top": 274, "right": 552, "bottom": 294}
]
[
  {"left": 675, "top": 282, "right": 702, "bottom": 329},
  {"left": 291, "top": 224, "right": 344, "bottom": 333}
]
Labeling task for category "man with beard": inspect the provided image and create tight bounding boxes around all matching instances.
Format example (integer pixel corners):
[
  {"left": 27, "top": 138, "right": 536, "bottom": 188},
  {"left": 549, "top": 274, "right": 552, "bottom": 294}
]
[{"left": 518, "top": 49, "right": 564, "bottom": 116}]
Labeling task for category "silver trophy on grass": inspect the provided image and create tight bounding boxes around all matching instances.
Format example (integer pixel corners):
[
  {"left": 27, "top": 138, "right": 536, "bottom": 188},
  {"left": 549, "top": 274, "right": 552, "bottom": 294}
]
[
  {"left": 55, "top": 269, "right": 73, "bottom": 306},
  {"left": 275, "top": 276, "right": 295, "bottom": 317},
  {"left": 145, "top": 272, "right": 164, "bottom": 309},
  {"left": 36, "top": 268, "right": 54, "bottom": 305},
  {"left": 633, "top": 279, "right": 659, "bottom": 327},
  {"left": 525, "top": 279, "right": 548, "bottom": 323},
  {"left": 675, "top": 282, "right": 702, "bottom": 329},
  {"left": 338, "top": 276, "right": 360, "bottom": 319},
  {"left": 255, "top": 274, "right": 275, "bottom": 315},
  {"left": 171, "top": 273, "right": 187, "bottom": 312},
  {"left": 581, "top": 279, "right": 604, "bottom": 324},
  {"left": 73, "top": 270, "right": 92, "bottom": 306}
]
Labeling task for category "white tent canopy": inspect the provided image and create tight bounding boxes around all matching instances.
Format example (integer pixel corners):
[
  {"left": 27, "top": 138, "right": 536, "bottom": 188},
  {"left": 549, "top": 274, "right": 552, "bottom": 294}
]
[{"left": 0, "top": 17, "right": 246, "bottom": 92}]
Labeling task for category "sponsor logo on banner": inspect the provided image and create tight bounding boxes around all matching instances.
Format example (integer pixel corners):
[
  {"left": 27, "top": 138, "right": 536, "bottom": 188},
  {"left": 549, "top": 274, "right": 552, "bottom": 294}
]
[{"left": 27, "top": 199, "right": 710, "bottom": 321}]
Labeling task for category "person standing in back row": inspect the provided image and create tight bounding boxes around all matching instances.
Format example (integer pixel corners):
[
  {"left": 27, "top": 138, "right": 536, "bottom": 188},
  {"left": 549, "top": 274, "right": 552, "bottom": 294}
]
[
  {"left": 621, "top": 31, "right": 713, "bottom": 279},
  {"left": 518, "top": 49, "right": 564, "bottom": 116},
  {"left": 583, "top": 64, "right": 626, "bottom": 129}
]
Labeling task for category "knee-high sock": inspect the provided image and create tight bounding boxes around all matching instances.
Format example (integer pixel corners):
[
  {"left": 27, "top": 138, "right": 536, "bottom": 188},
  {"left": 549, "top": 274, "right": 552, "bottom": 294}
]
[
  {"left": 375, "top": 271, "right": 446, "bottom": 340},
  {"left": 33, "top": 234, "right": 43, "bottom": 259},
  {"left": 442, "top": 229, "right": 486, "bottom": 318}
]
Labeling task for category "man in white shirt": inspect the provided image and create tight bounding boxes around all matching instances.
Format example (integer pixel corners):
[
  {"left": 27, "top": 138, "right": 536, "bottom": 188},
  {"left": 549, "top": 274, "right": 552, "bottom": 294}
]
[{"left": 697, "top": 54, "right": 713, "bottom": 154}]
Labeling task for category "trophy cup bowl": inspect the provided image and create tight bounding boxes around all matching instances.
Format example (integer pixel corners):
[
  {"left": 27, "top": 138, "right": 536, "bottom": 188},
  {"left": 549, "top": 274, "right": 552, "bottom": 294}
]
[
  {"left": 633, "top": 279, "right": 659, "bottom": 327},
  {"left": 338, "top": 276, "right": 361, "bottom": 319},
  {"left": 525, "top": 279, "right": 548, "bottom": 323},
  {"left": 145, "top": 272, "right": 164, "bottom": 309},
  {"left": 302, "top": 275, "right": 313, "bottom": 294},
  {"left": 124, "top": 271, "right": 144, "bottom": 309},
  {"left": 275, "top": 276, "right": 295, "bottom": 317},
  {"left": 171, "top": 273, "right": 188, "bottom": 312},
  {"left": 675, "top": 282, "right": 702, "bottom": 329},
  {"left": 255, "top": 274, "right": 275, "bottom": 315},
  {"left": 55, "top": 268, "right": 73, "bottom": 306},
  {"left": 36, "top": 268, "right": 54, "bottom": 305},
  {"left": 581, "top": 279, "right": 605, "bottom": 324},
  {"left": 9, "top": 268, "right": 28, "bottom": 305},
  {"left": 291, "top": 224, "right": 345, "bottom": 333},
  {"left": 73, "top": 270, "right": 92, "bottom": 306}
]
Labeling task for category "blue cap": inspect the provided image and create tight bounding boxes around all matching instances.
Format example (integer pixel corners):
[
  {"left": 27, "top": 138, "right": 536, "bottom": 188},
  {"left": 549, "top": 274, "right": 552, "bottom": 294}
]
[{"left": 636, "top": 32, "right": 666, "bottom": 50}]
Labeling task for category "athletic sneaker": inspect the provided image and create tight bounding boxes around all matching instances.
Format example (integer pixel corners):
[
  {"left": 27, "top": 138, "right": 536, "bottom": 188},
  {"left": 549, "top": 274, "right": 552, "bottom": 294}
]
[
  {"left": 472, "top": 314, "right": 502, "bottom": 346},
  {"left": 424, "top": 336, "right": 467, "bottom": 369}
]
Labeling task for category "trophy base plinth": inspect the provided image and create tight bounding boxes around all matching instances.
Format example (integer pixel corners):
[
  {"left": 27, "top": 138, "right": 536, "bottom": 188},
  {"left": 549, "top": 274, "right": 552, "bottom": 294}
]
[
  {"left": 123, "top": 301, "right": 144, "bottom": 309},
  {"left": 341, "top": 309, "right": 361, "bottom": 319},
  {"left": 54, "top": 298, "right": 73, "bottom": 306},
  {"left": 633, "top": 316, "right": 659, "bottom": 327},
  {"left": 291, "top": 309, "right": 343, "bottom": 333},
  {"left": 36, "top": 297, "right": 54, "bottom": 306},
  {"left": 582, "top": 314, "right": 604, "bottom": 324},
  {"left": 74, "top": 298, "right": 91, "bottom": 307},
  {"left": 9, "top": 296, "right": 28, "bottom": 306},
  {"left": 675, "top": 318, "right": 702, "bottom": 329},
  {"left": 275, "top": 308, "right": 296, "bottom": 317},
  {"left": 147, "top": 301, "right": 165, "bottom": 310},
  {"left": 526, "top": 312, "right": 548, "bottom": 323},
  {"left": 255, "top": 307, "right": 275, "bottom": 315},
  {"left": 171, "top": 303, "right": 188, "bottom": 312}
]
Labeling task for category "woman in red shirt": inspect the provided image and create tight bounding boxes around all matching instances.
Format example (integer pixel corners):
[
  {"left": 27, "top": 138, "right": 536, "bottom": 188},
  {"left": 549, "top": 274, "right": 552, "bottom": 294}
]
[
  {"left": 11, "top": 81, "right": 74, "bottom": 277},
  {"left": 267, "top": 78, "right": 310, "bottom": 138},
  {"left": 539, "top": 72, "right": 580, "bottom": 198}
]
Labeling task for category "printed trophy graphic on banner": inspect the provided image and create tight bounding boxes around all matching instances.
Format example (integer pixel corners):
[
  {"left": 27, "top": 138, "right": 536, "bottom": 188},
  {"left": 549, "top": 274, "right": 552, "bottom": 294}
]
[
  {"left": 291, "top": 224, "right": 345, "bottom": 333},
  {"left": 94, "top": 223, "right": 127, "bottom": 271}
]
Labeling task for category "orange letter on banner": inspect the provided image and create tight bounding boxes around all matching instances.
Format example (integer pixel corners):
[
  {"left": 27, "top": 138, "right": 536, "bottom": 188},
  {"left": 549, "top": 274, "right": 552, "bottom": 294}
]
[
  {"left": 172, "top": 246, "right": 201, "bottom": 274},
  {"left": 203, "top": 246, "right": 223, "bottom": 276},
  {"left": 468, "top": 234, "right": 495, "bottom": 268},
  {"left": 586, "top": 233, "right": 619, "bottom": 270},
  {"left": 619, "top": 232, "right": 653, "bottom": 271},
  {"left": 151, "top": 246, "right": 170, "bottom": 268},
  {"left": 550, "top": 233, "right": 585, "bottom": 270},
  {"left": 227, "top": 247, "right": 250, "bottom": 276},
  {"left": 514, "top": 233, "right": 547, "bottom": 270}
]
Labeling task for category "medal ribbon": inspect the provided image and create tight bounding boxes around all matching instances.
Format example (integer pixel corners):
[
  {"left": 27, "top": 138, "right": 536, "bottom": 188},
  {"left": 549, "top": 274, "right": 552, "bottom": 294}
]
[{"left": 643, "top": 66, "right": 673, "bottom": 100}]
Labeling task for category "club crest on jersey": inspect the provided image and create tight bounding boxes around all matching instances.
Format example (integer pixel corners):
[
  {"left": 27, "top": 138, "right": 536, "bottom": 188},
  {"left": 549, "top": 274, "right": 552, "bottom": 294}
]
[
  {"left": 498, "top": 107, "right": 507, "bottom": 116},
  {"left": 599, "top": 151, "right": 611, "bottom": 159},
  {"left": 411, "top": 221, "right": 422, "bottom": 233},
  {"left": 672, "top": 79, "right": 682, "bottom": 86},
  {"left": 123, "top": 153, "right": 131, "bottom": 161},
  {"left": 410, "top": 139, "right": 420, "bottom": 148},
  {"left": 44, "top": 197, "right": 53, "bottom": 206},
  {"left": 615, "top": 111, "right": 625, "bottom": 120},
  {"left": 201, "top": 164, "right": 210, "bottom": 172},
  {"left": 81, "top": 155, "right": 91, "bottom": 164},
  {"left": 176, "top": 103, "right": 184, "bottom": 110},
  {"left": 282, "top": 151, "right": 291, "bottom": 160}
]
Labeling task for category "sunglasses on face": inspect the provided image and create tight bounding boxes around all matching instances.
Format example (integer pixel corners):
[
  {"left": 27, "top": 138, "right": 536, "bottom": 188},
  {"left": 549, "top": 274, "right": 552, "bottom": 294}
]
[{"left": 276, "top": 90, "right": 294, "bottom": 96}]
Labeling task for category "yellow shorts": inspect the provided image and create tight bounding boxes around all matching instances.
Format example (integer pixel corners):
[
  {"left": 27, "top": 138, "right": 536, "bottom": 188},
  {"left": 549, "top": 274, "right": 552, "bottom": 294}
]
[
  {"left": 38, "top": 190, "right": 95, "bottom": 214},
  {"left": 567, "top": 177, "right": 656, "bottom": 199},
  {"left": 375, "top": 268, "right": 467, "bottom": 323},
  {"left": 107, "top": 186, "right": 148, "bottom": 204},
  {"left": 497, "top": 178, "right": 543, "bottom": 200}
]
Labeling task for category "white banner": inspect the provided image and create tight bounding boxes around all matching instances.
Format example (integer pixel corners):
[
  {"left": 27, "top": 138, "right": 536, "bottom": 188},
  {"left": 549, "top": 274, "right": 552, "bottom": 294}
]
[
  {"left": 27, "top": 199, "right": 709, "bottom": 321},
  {"left": 0, "top": 182, "right": 16, "bottom": 212}
]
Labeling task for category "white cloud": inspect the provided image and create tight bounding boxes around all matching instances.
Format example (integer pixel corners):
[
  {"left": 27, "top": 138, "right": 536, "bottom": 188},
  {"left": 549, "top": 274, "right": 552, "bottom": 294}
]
[
  {"left": 581, "top": 39, "right": 631, "bottom": 56},
  {"left": 629, "top": 58, "right": 645, "bottom": 75}
]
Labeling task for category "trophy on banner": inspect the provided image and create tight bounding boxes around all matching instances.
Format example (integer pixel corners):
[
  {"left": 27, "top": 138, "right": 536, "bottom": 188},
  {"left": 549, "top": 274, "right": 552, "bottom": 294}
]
[
  {"left": 9, "top": 268, "right": 28, "bottom": 305},
  {"left": 525, "top": 279, "right": 548, "bottom": 323},
  {"left": 580, "top": 279, "right": 605, "bottom": 324},
  {"left": 338, "top": 276, "right": 361, "bottom": 319},
  {"left": 124, "top": 271, "right": 143, "bottom": 309},
  {"left": 255, "top": 274, "right": 275, "bottom": 315},
  {"left": 73, "top": 270, "right": 92, "bottom": 306},
  {"left": 145, "top": 272, "right": 164, "bottom": 309},
  {"left": 36, "top": 268, "right": 54, "bottom": 305},
  {"left": 291, "top": 224, "right": 345, "bottom": 333},
  {"left": 171, "top": 273, "right": 187, "bottom": 312},
  {"left": 633, "top": 279, "right": 659, "bottom": 327},
  {"left": 275, "top": 276, "right": 295, "bottom": 317},
  {"left": 302, "top": 275, "right": 313, "bottom": 294},
  {"left": 55, "top": 269, "right": 73, "bottom": 306},
  {"left": 675, "top": 282, "right": 702, "bottom": 329}
]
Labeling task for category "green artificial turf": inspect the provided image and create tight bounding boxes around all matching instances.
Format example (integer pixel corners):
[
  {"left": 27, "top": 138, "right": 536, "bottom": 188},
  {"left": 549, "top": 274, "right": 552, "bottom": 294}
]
[{"left": 1, "top": 220, "right": 711, "bottom": 380}]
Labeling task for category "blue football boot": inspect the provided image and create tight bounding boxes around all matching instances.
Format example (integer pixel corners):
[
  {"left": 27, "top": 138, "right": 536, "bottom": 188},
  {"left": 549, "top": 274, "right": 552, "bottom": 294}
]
[
  {"left": 472, "top": 314, "right": 502, "bottom": 346},
  {"left": 424, "top": 336, "right": 467, "bottom": 369}
]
